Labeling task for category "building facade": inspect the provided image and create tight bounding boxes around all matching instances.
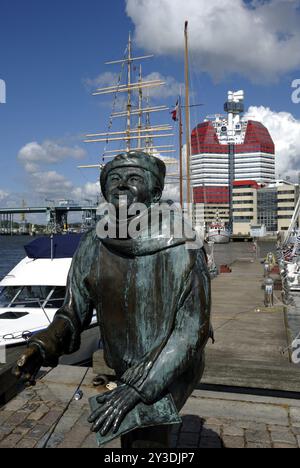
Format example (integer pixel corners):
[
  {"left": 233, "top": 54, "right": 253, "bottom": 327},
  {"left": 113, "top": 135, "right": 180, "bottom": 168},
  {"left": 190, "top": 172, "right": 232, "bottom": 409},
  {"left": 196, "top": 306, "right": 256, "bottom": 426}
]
[
  {"left": 232, "top": 180, "right": 299, "bottom": 236},
  {"left": 191, "top": 91, "right": 275, "bottom": 228}
]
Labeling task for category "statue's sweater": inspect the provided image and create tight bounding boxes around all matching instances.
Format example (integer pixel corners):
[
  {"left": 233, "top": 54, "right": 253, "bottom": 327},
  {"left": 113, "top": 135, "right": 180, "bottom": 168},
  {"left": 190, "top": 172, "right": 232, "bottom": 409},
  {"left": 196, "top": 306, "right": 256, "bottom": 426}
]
[{"left": 29, "top": 223, "right": 211, "bottom": 410}]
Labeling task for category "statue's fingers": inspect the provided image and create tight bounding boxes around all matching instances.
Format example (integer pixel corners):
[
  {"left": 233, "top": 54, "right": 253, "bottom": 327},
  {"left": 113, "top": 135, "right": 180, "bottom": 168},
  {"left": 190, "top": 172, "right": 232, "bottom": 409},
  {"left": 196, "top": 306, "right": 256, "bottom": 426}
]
[
  {"left": 112, "top": 407, "right": 128, "bottom": 434},
  {"left": 91, "top": 407, "right": 114, "bottom": 433},
  {"left": 96, "top": 390, "right": 117, "bottom": 405},
  {"left": 88, "top": 408, "right": 103, "bottom": 424},
  {"left": 100, "top": 409, "right": 118, "bottom": 436},
  {"left": 88, "top": 402, "right": 111, "bottom": 424}
]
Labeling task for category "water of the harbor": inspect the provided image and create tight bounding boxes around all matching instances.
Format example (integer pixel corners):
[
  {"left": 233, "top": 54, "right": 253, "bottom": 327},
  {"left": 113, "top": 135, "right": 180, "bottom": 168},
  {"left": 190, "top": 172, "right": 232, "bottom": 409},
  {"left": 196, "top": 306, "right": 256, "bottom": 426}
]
[{"left": 0, "top": 236, "right": 33, "bottom": 281}]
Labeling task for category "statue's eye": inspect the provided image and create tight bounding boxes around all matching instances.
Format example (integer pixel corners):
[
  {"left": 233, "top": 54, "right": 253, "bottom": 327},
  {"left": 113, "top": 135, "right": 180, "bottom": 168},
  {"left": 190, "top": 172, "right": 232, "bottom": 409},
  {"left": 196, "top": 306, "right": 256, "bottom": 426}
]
[
  {"left": 110, "top": 175, "right": 120, "bottom": 182},
  {"left": 129, "top": 176, "right": 142, "bottom": 183}
]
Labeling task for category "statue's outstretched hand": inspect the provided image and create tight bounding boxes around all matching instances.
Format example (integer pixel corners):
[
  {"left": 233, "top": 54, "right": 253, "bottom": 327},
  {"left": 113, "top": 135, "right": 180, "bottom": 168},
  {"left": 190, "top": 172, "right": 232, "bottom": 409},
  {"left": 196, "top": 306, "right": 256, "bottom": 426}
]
[
  {"left": 88, "top": 384, "right": 141, "bottom": 435},
  {"left": 13, "top": 345, "right": 44, "bottom": 386}
]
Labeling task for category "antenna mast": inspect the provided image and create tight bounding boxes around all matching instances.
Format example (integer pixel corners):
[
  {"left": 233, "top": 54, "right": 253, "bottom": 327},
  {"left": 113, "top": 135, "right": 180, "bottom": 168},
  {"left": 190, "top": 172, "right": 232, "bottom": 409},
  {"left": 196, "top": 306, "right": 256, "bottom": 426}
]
[{"left": 184, "top": 21, "right": 192, "bottom": 216}]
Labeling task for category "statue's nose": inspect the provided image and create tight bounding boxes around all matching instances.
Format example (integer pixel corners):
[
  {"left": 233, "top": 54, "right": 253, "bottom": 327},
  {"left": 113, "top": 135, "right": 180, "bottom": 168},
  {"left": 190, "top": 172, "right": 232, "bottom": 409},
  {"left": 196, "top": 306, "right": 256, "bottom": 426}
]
[{"left": 118, "top": 179, "right": 129, "bottom": 189}]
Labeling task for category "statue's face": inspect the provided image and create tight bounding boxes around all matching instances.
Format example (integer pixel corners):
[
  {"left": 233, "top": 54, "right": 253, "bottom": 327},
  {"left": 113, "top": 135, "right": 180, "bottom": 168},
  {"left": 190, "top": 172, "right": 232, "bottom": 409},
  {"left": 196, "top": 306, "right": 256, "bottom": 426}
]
[{"left": 105, "top": 167, "right": 155, "bottom": 209}]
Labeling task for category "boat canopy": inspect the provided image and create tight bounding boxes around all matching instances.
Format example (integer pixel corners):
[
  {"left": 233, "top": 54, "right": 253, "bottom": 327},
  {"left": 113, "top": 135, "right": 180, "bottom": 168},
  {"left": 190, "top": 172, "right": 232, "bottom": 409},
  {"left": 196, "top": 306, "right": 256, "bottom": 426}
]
[{"left": 24, "top": 234, "right": 83, "bottom": 259}]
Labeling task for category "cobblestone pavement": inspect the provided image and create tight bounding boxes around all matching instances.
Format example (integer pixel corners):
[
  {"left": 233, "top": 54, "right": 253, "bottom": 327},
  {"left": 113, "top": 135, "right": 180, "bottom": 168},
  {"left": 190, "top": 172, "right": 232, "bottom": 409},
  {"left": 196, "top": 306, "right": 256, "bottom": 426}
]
[{"left": 0, "top": 366, "right": 300, "bottom": 449}]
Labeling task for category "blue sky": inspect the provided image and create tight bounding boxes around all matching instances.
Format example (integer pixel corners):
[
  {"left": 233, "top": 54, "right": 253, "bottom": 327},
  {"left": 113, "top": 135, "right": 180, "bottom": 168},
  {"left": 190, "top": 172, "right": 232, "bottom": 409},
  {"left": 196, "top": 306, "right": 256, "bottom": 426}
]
[{"left": 0, "top": 0, "right": 300, "bottom": 213}]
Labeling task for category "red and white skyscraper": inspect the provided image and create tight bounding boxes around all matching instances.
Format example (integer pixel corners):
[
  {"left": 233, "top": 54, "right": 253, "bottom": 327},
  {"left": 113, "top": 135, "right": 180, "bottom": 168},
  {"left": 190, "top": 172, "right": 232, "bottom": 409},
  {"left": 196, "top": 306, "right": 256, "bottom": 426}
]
[{"left": 191, "top": 91, "right": 275, "bottom": 208}]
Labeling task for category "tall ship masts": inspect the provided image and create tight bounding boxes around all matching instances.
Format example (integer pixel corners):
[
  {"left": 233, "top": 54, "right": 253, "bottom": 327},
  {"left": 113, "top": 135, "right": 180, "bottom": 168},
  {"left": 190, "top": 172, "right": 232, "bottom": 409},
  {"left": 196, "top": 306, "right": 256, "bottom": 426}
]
[{"left": 83, "top": 33, "right": 176, "bottom": 167}]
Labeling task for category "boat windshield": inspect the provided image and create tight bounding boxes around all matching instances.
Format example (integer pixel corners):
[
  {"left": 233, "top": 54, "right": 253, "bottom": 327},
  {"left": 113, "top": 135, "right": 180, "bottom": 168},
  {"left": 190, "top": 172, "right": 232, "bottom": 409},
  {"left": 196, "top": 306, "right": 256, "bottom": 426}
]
[{"left": 0, "top": 286, "right": 66, "bottom": 309}]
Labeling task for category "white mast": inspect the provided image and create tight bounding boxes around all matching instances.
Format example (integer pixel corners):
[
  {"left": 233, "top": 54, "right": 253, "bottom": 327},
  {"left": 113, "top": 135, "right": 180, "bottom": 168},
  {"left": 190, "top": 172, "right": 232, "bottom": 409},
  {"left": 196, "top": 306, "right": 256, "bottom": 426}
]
[{"left": 81, "top": 34, "right": 175, "bottom": 169}]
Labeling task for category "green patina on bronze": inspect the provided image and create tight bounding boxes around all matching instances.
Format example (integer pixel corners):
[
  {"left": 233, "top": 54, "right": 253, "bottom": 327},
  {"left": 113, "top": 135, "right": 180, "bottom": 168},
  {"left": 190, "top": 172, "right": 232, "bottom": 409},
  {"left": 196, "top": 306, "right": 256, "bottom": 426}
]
[{"left": 14, "top": 151, "right": 212, "bottom": 448}]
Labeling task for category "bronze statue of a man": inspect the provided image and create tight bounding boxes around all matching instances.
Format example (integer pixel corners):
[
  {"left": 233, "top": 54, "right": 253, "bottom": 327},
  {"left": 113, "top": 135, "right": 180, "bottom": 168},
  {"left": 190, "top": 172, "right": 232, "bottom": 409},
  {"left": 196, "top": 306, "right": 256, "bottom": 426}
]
[{"left": 15, "top": 151, "right": 211, "bottom": 448}]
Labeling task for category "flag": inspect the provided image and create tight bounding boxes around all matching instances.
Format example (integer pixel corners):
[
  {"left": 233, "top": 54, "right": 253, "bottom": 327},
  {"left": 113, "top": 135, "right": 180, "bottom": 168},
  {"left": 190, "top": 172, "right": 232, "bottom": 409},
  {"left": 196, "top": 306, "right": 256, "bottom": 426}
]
[{"left": 171, "top": 100, "right": 179, "bottom": 121}]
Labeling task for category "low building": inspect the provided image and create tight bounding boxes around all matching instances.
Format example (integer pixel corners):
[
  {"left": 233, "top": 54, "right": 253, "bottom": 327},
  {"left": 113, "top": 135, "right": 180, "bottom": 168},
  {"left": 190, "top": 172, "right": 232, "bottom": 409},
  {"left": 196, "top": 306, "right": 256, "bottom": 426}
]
[
  {"left": 232, "top": 180, "right": 259, "bottom": 236},
  {"left": 276, "top": 181, "right": 299, "bottom": 231},
  {"left": 232, "top": 180, "right": 299, "bottom": 236}
]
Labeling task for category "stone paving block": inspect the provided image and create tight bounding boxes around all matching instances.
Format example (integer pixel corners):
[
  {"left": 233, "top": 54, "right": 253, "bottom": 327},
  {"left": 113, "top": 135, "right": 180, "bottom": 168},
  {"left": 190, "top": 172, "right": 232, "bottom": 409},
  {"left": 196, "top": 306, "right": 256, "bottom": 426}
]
[
  {"left": 17, "top": 438, "right": 37, "bottom": 449},
  {"left": 222, "top": 425, "right": 244, "bottom": 437},
  {"left": 290, "top": 407, "right": 300, "bottom": 427},
  {"left": 222, "top": 436, "right": 245, "bottom": 449},
  {"left": 58, "top": 423, "right": 90, "bottom": 448},
  {"left": 27, "top": 424, "right": 51, "bottom": 441},
  {"left": 12, "top": 425, "right": 31, "bottom": 437},
  {"left": 26, "top": 403, "right": 50, "bottom": 420},
  {"left": 5, "top": 411, "right": 29, "bottom": 426},
  {"left": 53, "top": 413, "right": 80, "bottom": 434},
  {"left": 39, "top": 409, "right": 63, "bottom": 426},
  {"left": 273, "top": 443, "right": 297, "bottom": 449},
  {"left": 3, "top": 398, "right": 26, "bottom": 412},
  {"left": 270, "top": 429, "right": 297, "bottom": 446},
  {"left": 247, "top": 441, "right": 271, "bottom": 449},
  {"left": 75, "top": 408, "right": 92, "bottom": 430},
  {"left": 0, "top": 410, "right": 14, "bottom": 425},
  {"left": 0, "top": 434, "right": 22, "bottom": 448},
  {"left": 81, "top": 433, "right": 99, "bottom": 449},
  {"left": 21, "top": 402, "right": 41, "bottom": 413},
  {"left": 245, "top": 428, "right": 271, "bottom": 445},
  {"left": 0, "top": 426, "right": 14, "bottom": 442},
  {"left": 297, "top": 436, "right": 300, "bottom": 448},
  {"left": 103, "top": 437, "right": 122, "bottom": 449}
]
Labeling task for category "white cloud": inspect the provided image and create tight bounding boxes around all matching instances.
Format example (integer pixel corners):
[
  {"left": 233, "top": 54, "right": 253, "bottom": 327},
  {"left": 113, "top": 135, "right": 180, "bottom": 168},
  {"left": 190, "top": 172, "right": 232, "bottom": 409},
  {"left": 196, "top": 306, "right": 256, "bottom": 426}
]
[
  {"left": 18, "top": 140, "right": 86, "bottom": 172},
  {"left": 72, "top": 181, "right": 101, "bottom": 201},
  {"left": 29, "top": 171, "right": 73, "bottom": 196},
  {"left": 84, "top": 72, "right": 121, "bottom": 91},
  {"left": 0, "top": 190, "right": 8, "bottom": 202},
  {"left": 84, "top": 70, "right": 183, "bottom": 102},
  {"left": 244, "top": 105, "right": 300, "bottom": 179},
  {"left": 16, "top": 138, "right": 100, "bottom": 204},
  {"left": 126, "top": 0, "right": 300, "bottom": 82},
  {"left": 139, "top": 72, "right": 183, "bottom": 100}
]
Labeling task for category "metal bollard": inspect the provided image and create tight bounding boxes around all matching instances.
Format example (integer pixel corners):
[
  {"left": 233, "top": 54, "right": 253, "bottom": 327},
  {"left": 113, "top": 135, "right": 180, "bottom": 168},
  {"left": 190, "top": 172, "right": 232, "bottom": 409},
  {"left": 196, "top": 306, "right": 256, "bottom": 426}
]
[
  {"left": 264, "top": 262, "right": 270, "bottom": 278},
  {"left": 264, "top": 277, "right": 274, "bottom": 307}
]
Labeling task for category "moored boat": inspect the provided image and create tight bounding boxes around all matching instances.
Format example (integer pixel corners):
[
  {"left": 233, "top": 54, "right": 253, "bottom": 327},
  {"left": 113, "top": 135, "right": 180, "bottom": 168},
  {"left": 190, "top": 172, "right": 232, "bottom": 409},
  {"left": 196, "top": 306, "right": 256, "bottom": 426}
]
[{"left": 0, "top": 234, "right": 100, "bottom": 366}]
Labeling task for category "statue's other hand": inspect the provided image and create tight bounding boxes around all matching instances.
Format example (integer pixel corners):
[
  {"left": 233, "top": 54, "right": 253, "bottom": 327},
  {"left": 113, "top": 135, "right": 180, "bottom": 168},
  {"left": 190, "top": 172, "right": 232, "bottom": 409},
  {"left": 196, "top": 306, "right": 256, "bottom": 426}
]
[
  {"left": 13, "top": 345, "right": 44, "bottom": 386},
  {"left": 122, "top": 360, "right": 153, "bottom": 387},
  {"left": 88, "top": 384, "right": 140, "bottom": 436}
]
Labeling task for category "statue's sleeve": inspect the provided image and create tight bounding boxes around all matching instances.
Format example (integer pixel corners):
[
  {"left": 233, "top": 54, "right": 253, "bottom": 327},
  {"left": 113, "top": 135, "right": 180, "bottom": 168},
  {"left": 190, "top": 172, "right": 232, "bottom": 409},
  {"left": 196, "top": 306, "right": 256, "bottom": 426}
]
[
  {"left": 28, "top": 231, "right": 95, "bottom": 367},
  {"left": 132, "top": 249, "right": 211, "bottom": 404}
]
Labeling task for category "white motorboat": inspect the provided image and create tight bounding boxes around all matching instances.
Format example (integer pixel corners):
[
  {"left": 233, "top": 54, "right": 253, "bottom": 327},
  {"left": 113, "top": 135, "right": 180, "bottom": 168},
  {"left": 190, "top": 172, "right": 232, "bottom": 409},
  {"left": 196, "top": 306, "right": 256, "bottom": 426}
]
[
  {"left": 0, "top": 234, "right": 100, "bottom": 366},
  {"left": 207, "top": 214, "right": 230, "bottom": 244}
]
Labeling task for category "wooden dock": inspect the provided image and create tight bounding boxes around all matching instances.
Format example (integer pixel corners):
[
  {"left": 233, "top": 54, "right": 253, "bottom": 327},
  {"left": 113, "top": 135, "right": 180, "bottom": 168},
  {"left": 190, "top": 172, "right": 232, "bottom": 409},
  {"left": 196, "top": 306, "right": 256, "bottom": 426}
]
[{"left": 202, "top": 258, "right": 300, "bottom": 392}]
